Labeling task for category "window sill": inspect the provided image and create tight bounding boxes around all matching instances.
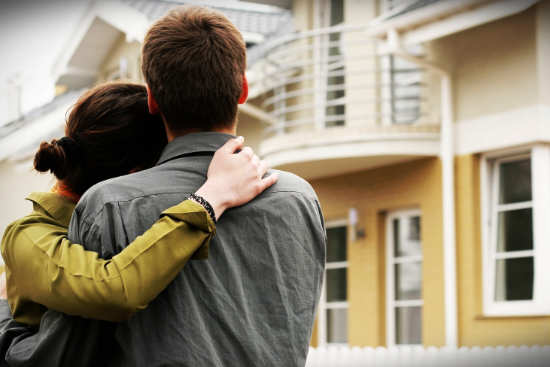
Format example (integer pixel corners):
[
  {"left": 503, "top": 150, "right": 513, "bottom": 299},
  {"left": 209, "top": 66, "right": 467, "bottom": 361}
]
[{"left": 475, "top": 314, "right": 550, "bottom": 320}]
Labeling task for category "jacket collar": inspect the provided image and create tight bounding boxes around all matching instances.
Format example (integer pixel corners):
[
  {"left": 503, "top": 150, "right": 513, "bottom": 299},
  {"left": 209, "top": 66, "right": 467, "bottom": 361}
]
[
  {"left": 157, "top": 132, "right": 235, "bottom": 166},
  {"left": 25, "top": 192, "right": 75, "bottom": 226}
]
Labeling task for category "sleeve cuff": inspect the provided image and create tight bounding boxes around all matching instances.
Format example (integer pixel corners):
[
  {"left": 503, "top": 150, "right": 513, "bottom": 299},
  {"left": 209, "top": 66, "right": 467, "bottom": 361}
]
[
  {"left": 161, "top": 199, "right": 216, "bottom": 233},
  {"left": 160, "top": 199, "right": 216, "bottom": 260}
]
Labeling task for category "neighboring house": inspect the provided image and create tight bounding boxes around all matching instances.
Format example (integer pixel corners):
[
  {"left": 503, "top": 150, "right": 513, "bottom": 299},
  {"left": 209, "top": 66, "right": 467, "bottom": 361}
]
[
  {"left": 1, "top": 0, "right": 549, "bottom": 352},
  {"left": 245, "top": 0, "right": 550, "bottom": 348},
  {"left": 0, "top": 0, "right": 292, "bottom": 235}
]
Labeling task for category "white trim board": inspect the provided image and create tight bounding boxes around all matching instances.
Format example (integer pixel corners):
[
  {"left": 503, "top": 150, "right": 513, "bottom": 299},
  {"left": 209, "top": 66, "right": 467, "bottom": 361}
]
[
  {"left": 52, "top": 0, "right": 150, "bottom": 81},
  {"left": 455, "top": 104, "right": 550, "bottom": 155}
]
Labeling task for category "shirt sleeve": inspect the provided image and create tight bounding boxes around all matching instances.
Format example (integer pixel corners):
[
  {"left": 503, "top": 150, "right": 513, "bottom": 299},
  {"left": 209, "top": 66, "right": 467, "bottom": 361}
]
[{"left": 1, "top": 199, "right": 215, "bottom": 324}]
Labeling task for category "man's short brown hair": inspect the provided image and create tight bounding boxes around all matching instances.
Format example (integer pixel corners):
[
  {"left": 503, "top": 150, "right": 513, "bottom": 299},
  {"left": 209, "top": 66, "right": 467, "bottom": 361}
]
[{"left": 141, "top": 6, "right": 246, "bottom": 131}]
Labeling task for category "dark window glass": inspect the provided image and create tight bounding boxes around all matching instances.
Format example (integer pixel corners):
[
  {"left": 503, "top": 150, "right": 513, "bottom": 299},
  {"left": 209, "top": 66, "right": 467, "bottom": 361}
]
[
  {"left": 497, "top": 208, "right": 533, "bottom": 252},
  {"left": 495, "top": 257, "right": 534, "bottom": 301},
  {"left": 326, "top": 226, "right": 347, "bottom": 262},
  {"left": 326, "top": 268, "right": 347, "bottom": 302},
  {"left": 499, "top": 159, "right": 531, "bottom": 204}
]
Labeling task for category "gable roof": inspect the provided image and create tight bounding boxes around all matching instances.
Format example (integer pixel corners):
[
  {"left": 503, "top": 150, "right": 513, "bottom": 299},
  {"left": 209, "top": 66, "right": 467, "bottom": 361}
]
[
  {"left": 1, "top": 0, "right": 293, "bottom": 162},
  {"left": 52, "top": 0, "right": 293, "bottom": 90},
  {"left": 121, "top": 0, "right": 292, "bottom": 39},
  {"left": 0, "top": 89, "right": 84, "bottom": 162}
]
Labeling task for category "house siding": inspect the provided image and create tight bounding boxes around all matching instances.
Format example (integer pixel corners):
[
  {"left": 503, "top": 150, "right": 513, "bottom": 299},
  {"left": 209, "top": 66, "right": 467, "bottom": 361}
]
[
  {"left": 429, "top": 7, "right": 538, "bottom": 123},
  {"left": 309, "top": 157, "right": 445, "bottom": 347}
]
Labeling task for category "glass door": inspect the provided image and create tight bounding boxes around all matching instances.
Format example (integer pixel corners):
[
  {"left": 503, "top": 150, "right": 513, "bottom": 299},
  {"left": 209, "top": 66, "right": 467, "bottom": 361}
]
[{"left": 386, "top": 209, "right": 423, "bottom": 346}]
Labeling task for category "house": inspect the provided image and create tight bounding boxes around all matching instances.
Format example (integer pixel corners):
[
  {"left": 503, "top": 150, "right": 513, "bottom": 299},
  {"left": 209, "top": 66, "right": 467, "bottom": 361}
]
[
  {"left": 244, "top": 0, "right": 550, "bottom": 348},
  {"left": 1, "top": 0, "right": 549, "bottom": 351},
  {"left": 0, "top": 0, "right": 292, "bottom": 234}
]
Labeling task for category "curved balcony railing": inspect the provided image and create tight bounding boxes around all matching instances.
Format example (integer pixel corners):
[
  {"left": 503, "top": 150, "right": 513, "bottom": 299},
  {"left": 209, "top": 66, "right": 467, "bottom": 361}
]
[{"left": 247, "top": 24, "right": 440, "bottom": 138}]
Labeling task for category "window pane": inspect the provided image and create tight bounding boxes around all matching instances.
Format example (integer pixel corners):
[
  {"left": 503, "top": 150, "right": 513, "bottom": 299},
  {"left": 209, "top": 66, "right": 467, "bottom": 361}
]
[
  {"left": 497, "top": 208, "right": 533, "bottom": 252},
  {"left": 499, "top": 159, "right": 531, "bottom": 204},
  {"left": 330, "top": 0, "right": 344, "bottom": 26},
  {"left": 327, "top": 268, "right": 347, "bottom": 302},
  {"left": 327, "top": 226, "right": 347, "bottom": 262},
  {"left": 395, "top": 306, "right": 422, "bottom": 345},
  {"left": 394, "top": 262, "right": 422, "bottom": 300},
  {"left": 495, "top": 257, "right": 534, "bottom": 301},
  {"left": 408, "top": 216, "right": 420, "bottom": 241},
  {"left": 327, "top": 308, "right": 347, "bottom": 343},
  {"left": 394, "top": 217, "right": 422, "bottom": 257},
  {"left": 393, "top": 218, "right": 400, "bottom": 256}
]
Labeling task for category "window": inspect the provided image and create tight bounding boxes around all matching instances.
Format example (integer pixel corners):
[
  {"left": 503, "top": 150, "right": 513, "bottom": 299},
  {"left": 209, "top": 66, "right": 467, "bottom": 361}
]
[
  {"left": 386, "top": 210, "right": 423, "bottom": 346},
  {"left": 318, "top": 221, "right": 348, "bottom": 346},
  {"left": 481, "top": 146, "right": 550, "bottom": 316},
  {"left": 315, "top": 0, "right": 346, "bottom": 128},
  {"left": 380, "top": 50, "right": 423, "bottom": 126}
]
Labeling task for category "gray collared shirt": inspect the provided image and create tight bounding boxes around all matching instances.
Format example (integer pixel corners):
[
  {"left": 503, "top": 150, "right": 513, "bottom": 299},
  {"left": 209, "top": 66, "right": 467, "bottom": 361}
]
[{"left": 68, "top": 132, "right": 326, "bottom": 367}]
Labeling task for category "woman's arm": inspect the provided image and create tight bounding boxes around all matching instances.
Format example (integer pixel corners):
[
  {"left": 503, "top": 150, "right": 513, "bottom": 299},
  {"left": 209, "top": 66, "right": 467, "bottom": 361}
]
[
  {"left": 1, "top": 199, "right": 213, "bottom": 324},
  {"left": 1, "top": 137, "right": 277, "bottom": 324}
]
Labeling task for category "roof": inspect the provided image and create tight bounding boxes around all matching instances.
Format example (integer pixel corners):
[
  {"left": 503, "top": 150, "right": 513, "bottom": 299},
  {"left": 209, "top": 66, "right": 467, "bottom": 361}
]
[
  {"left": 367, "top": 0, "right": 539, "bottom": 42},
  {"left": 382, "top": 0, "right": 443, "bottom": 21},
  {"left": 0, "top": 90, "right": 80, "bottom": 140},
  {"left": 1, "top": 0, "right": 294, "bottom": 161},
  {"left": 120, "top": 0, "right": 293, "bottom": 39},
  {"left": 0, "top": 89, "right": 84, "bottom": 161}
]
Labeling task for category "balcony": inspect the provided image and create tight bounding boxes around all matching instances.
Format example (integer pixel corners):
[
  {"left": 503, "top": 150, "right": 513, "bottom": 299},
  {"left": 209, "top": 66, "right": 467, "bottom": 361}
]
[{"left": 247, "top": 25, "right": 441, "bottom": 179}]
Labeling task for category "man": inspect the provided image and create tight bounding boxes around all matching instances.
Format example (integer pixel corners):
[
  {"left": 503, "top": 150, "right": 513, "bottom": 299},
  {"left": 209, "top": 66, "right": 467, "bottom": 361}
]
[{"left": 68, "top": 6, "right": 325, "bottom": 367}]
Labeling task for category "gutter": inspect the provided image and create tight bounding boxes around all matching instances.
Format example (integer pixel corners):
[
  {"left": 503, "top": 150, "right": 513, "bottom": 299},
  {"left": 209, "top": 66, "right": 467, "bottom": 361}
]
[{"left": 386, "top": 29, "right": 458, "bottom": 347}]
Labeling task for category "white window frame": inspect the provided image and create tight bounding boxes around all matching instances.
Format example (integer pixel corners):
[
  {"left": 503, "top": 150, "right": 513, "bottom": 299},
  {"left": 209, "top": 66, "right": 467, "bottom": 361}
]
[
  {"left": 318, "top": 218, "right": 349, "bottom": 347},
  {"left": 481, "top": 145, "right": 550, "bottom": 316},
  {"left": 385, "top": 209, "right": 423, "bottom": 347}
]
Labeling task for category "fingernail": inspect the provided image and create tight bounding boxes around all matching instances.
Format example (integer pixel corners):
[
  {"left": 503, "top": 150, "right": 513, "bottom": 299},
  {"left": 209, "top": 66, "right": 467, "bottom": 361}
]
[{"left": 237, "top": 136, "right": 244, "bottom": 142}]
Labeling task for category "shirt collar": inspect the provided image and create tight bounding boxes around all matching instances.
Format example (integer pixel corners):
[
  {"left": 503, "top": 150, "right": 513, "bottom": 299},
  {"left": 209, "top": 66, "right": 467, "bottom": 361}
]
[
  {"left": 157, "top": 132, "right": 236, "bottom": 165},
  {"left": 26, "top": 192, "right": 76, "bottom": 226}
]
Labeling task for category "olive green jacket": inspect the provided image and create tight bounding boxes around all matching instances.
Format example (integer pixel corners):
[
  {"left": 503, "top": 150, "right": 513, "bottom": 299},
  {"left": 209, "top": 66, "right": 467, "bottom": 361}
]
[{"left": 1, "top": 192, "right": 215, "bottom": 325}]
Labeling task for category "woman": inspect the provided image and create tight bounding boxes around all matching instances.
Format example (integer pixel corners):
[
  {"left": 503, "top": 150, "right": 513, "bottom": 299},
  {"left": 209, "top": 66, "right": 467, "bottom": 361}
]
[{"left": 0, "top": 82, "right": 276, "bottom": 363}]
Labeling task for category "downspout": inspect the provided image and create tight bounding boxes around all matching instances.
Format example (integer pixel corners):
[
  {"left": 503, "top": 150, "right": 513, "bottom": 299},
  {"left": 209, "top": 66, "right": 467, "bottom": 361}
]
[{"left": 386, "top": 29, "right": 458, "bottom": 347}]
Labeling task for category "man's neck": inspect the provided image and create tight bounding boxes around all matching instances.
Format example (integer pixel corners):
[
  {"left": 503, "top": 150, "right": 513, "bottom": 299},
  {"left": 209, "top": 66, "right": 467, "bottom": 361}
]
[{"left": 165, "top": 126, "right": 236, "bottom": 142}]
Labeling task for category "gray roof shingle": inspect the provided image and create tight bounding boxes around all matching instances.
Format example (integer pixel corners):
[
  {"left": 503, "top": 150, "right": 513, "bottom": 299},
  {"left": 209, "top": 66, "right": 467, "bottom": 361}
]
[{"left": 120, "top": 0, "right": 293, "bottom": 38}]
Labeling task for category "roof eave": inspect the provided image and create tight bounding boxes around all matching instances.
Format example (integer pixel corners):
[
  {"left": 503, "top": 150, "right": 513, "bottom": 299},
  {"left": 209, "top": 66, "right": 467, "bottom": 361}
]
[{"left": 368, "top": 0, "right": 540, "bottom": 44}]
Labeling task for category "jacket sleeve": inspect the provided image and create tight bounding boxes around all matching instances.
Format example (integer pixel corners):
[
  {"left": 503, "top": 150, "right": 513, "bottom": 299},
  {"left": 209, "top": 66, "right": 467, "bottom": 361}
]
[{"left": 1, "top": 199, "right": 215, "bottom": 324}]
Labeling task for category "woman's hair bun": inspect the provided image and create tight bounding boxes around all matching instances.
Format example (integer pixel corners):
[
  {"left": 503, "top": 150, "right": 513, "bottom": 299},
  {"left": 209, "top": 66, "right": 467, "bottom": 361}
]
[{"left": 34, "top": 139, "right": 68, "bottom": 179}]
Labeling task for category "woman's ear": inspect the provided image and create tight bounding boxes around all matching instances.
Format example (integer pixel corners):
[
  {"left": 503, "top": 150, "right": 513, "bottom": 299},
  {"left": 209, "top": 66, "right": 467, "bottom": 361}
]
[
  {"left": 146, "top": 85, "right": 160, "bottom": 114},
  {"left": 238, "top": 74, "right": 248, "bottom": 104}
]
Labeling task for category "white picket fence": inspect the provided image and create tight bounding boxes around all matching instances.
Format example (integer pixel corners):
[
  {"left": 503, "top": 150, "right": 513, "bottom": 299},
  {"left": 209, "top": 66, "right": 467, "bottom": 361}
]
[{"left": 305, "top": 345, "right": 550, "bottom": 367}]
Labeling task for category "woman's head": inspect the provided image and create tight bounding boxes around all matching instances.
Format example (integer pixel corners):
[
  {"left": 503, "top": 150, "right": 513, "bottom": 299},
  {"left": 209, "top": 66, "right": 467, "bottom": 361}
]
[{"left": 34, "top": 82, "right": 167, "bottom": 196}]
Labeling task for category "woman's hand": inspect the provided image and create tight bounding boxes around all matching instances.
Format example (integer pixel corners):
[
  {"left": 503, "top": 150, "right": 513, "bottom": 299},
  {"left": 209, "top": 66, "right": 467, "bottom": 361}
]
[{"left": 195, "top": 137, "right": 278, "bottom": 221}]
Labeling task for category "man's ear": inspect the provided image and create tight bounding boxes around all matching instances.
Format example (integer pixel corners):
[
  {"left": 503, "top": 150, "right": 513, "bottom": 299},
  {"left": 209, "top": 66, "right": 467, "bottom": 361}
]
[
  {"left": 238, "top": 74, "right": 248, "bottom": 104},
  {"left": 146, "top": 85, "right": 160, "bottom": 114}
]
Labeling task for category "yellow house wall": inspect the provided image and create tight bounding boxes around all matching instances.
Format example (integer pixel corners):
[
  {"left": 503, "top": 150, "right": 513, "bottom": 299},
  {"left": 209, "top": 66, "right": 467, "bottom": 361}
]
[
  {"left": 455, "top": 154, "right": 550, "bottom": 346},
  {"left": 309, "top": 157, "right": 445, "bottom": 347},
  {"left": 428, "top": 7, "right": 538, "bottom": 123}
]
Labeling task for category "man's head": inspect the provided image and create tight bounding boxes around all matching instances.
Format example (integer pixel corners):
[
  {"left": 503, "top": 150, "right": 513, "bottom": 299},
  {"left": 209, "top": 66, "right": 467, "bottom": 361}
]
[{"left": 141, "top": 5, "right": 247, "bottom": 133}]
